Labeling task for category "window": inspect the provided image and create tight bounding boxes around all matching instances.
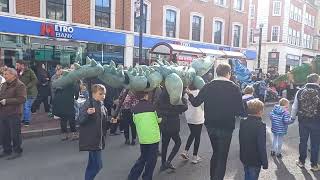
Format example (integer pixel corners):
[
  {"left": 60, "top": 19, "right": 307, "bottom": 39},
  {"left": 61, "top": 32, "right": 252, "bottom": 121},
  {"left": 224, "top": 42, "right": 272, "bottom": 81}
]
[
  {"left": 288, "top": 28, "right": 293, "bottom": 44},
  {"left": 234, "top": 0, "right": 243, "bottom": 11},
  {"left": 249, "top": 5, "right": 255, "bottom": 18},
  {"left": 0, "top": 0, "right": 9, "bottom": 12},
  {"left": 215, "top": 0, "right": 226, "bottom": 6},
  {"left": 233, "top": 25, "right": 241, "bottom": 47},
  {"left": 271, "top": 26, "right": 280, "bottom": 42},
  {"left": 249, "top": 28, "right": 254, "bottom": 43},
  {"left": 293, "top": 6, "right": 298, "bottom": 21},
  {"left": 289, "top": 4, "right": 294, "bottom": 19},
  {"left": 46, "top": 0, "right": 66, "bottom": 21},
  {"left": 311, "top": 16, "right": 315, "bottom": 27},
  {"left": 298, "top": 9, "right": 302, "bottom": 22},
  {"left": 272, "top": 1, "right": 281, "bottom": 16},
  {"left": 292, "top": 29, "right": 296, "bottom": 45},
  {"left": 297, "top": 31, "right": 301, "bottom": 46},
  {"left": 95, "top": 0, "right": 111, "bottom": 28},
  {"left": 192, "top": 16, "right": 202, "bottom": 41},
  {"left": 214, "top": 21, "right": 223, "bottom": 44},
  {"left": 166, "top": 9, "right": 177, "bottom": 38},
  {"left": 134, "top": 4, "right": 147, "bottom": 33}
]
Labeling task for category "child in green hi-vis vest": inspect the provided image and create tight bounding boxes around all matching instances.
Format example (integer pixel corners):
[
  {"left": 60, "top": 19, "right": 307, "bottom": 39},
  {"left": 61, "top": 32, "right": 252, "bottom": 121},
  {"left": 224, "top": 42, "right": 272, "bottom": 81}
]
[{"left": 128, "top": 91, "right": 161, "bottom": 180}]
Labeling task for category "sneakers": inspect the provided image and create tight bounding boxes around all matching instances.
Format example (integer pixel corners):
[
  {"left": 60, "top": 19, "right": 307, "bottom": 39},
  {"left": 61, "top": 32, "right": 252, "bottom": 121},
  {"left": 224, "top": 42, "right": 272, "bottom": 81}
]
[
  {"left": 191, "top": 155, "right": 202, "bottom": 164},
  {"left": 70, "top": 132, "right": 79, "bottom": 141},
  {"left": 180, "top": 151, "right": 189, "bottom": 160},
  {"left": 23, "top": 122, "right": 30, "bottom": 127},
  {"left": 125, "top": 139, "right": 130, "bottom": 145},
  {"left": 131, "top": 139, "right": 136, "bottom": 146},
  {"left": 276, "top": 154, "right": 282, "bottom": 159},
  {"left": 61, "top": 133, "right": 69, "bottom": 141},
  {"left": 160, "top": 162, "right": 176, "bottom": 172},
  {"left": 271, "top": 151, "right": 275, "bottom": 156},
  {"left": 296, "top": 160, "right": 305, "bottom": 168},
  {"left": 311, "top": 165, "right": 320, "bottom": 172}
]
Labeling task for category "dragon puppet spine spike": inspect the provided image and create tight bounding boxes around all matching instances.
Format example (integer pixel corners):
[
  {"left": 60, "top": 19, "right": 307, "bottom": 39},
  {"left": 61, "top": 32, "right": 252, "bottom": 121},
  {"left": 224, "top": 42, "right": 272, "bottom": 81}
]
[{"left": 52, "top": 56, "right": 215, "bottom": 105}]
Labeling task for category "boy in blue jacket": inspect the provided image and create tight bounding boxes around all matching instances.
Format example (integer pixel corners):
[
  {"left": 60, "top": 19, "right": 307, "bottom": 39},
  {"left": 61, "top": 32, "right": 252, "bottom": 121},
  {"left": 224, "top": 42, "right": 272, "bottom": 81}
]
[
  {"left": 239, "top": 99, "right": 268, "bottom": 180},
  {"left": 270, "top": 98, "right": 292, "bottom": 158}
]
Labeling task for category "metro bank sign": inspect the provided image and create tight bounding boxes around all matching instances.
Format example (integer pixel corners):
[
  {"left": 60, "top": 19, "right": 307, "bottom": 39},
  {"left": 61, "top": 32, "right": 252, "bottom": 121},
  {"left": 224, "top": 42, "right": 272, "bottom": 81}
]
[{"left": 40, "top": 23, "right": 74, "bottom": 39}]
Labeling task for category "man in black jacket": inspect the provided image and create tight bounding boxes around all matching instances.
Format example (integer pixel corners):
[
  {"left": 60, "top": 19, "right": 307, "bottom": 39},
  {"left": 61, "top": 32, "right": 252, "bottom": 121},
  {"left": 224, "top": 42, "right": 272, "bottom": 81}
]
[
  {"left": 187, "top": 63, "right": 244, "bottom": 180},
  {"left": 239, "top": 99, "right": 268, "bottom": 180},
  {"left": 156, "top": 88, "right": 188, "bottom": 171}
]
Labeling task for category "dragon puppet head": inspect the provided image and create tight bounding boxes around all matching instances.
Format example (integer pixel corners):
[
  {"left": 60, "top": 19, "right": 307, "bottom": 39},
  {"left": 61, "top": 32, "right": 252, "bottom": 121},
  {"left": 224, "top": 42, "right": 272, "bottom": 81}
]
[{"left": 190, "top": 56, "right": 215, "bottom": 77}]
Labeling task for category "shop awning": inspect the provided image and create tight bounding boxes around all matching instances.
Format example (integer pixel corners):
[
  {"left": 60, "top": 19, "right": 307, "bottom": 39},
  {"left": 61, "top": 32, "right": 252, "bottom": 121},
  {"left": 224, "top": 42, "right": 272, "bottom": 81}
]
[
  {"left": 199, "top": 48, "right": 225, "bottom": 57},
  {"left": 150, "top": 42, "right": 203, "bottom": 55},
  {"left": 222, "top": 51, "right": 245, "bottom": 58}
]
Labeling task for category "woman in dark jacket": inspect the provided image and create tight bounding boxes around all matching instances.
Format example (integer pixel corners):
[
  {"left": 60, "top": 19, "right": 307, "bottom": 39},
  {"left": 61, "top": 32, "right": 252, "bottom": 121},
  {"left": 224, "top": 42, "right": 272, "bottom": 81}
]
[
  {"left": 156, "top": 88, "right": 188, "bottom": 171},
  {"left": 52, "top": 82, "right": 80, "bottom": 141}
]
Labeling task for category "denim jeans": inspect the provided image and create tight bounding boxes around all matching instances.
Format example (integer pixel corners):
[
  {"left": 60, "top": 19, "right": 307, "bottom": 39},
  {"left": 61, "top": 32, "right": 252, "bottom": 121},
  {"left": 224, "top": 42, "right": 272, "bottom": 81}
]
[
  {"left": 128, "top": 143, "right": 159, "bottom": 180},
  {"left": 244, "top": 166, "right": 261, "bottom": 180},
  {"left": 272, "top": 134, "right": 284, "bottom": 155},
  {"left": 23, "top": 97, "right": 35, "bottom": 123},
  {"left": 298, "top": 121, "right": 320, "bottom": 166},
  {"left": 85, "top": 151, "right": 102, "bottom": 180},
  {"left": 207, "top": 127, "right": 233, "bottom": 180}
]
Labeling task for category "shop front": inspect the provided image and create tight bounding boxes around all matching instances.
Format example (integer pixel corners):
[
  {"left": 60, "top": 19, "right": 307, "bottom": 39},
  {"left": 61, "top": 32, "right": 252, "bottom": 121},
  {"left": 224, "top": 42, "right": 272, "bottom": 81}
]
[{"left": 0, "top": 15, "right": 126, "bottom": 72}]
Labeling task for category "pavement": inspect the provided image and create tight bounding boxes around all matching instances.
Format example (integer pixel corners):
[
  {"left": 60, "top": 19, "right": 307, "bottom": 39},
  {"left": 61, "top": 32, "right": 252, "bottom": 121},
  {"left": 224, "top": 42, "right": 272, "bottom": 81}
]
[{"left": 2, "top": 105, "right": 320, "bottom": 180}]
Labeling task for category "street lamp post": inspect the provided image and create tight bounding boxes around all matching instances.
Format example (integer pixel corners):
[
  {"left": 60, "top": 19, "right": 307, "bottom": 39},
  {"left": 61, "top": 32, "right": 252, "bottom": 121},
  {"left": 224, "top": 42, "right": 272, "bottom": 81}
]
[
  {"left": 138, "top": 0, "right": 144, "bottom": 65},
  {"left": 257, "top": 24, "right": 263, "bottom": 79},
  {"left": 257, "top": 24, "right": 263, "bottom": 69}
]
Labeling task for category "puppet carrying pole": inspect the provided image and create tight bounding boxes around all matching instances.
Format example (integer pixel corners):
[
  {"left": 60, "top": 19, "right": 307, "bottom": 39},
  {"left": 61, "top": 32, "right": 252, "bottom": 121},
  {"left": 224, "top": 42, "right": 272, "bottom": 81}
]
[{"left": 112, "top": 89, "right": 129, "bottom": 121}]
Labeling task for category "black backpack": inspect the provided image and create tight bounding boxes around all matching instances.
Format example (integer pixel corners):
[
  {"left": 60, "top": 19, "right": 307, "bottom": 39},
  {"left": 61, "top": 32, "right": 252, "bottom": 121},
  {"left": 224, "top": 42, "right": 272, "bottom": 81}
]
[{"left": 298, "top": 87, "right": 320, "bottom": 118}]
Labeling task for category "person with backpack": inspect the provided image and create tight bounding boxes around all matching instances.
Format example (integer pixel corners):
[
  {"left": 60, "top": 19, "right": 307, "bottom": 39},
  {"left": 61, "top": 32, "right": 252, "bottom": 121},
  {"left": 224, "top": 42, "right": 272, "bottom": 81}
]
[{"left": 291, "top": 73, "right": 320, "bottom": 171}]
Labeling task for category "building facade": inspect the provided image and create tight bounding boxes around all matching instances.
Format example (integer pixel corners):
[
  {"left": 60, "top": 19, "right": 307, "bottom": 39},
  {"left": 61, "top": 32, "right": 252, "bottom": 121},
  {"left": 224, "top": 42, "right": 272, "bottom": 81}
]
[
  {"left": 0, "top": 0, "right": 256, "bottom": 73},
  {"left": 248, "top": 0, "right": 320, "bottom": 75}
]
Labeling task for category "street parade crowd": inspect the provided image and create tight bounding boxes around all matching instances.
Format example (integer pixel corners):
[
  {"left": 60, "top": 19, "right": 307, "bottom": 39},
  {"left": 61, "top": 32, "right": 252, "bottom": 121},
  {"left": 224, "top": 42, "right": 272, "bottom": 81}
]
[{"left": 1, "top": 60, "right": 320, "bottom": 180}]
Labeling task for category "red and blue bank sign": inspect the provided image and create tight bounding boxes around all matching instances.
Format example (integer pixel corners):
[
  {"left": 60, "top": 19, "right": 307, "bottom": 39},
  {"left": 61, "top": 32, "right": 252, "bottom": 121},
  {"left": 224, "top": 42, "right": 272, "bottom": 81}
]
[{"left": 40, "top": 23, "right": 74, "bottom": 39}]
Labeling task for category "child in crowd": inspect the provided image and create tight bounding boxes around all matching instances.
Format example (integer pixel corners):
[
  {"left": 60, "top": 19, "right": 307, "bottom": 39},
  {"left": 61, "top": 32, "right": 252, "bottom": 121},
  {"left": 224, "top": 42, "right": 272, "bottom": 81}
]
[
  {"left": 128, "top": 91, "right": 161, "bottom": 180},
  {"left": 79, "top": 84, "right": 108, "bottom": 180},
  {"left": 180, "top": 85, "right": 204, "bottom": 164},
  {"left": 270, "top": 98, "right": 292, "bottom": 158},
  {"left": 242, "top": 86, "right": 255, "bottom": 117},
  {"left": 239, "top": 99, "right": 268, "bottom": 180}
]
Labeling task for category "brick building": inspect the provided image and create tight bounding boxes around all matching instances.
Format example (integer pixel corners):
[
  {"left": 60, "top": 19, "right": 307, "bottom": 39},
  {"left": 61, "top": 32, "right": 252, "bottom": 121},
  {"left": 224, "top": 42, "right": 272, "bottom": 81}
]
[
  {"left": 0, "top": 0, "right": 257, "bottom": 72},
  {"left": 248, "top": 0, "right": 320, "bottom": 75}
]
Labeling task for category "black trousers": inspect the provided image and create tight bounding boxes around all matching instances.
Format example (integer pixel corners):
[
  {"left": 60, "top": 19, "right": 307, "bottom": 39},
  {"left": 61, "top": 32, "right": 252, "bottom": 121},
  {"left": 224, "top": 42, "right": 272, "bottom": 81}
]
[
  {"left": 161, "top": 131, "right": 181, "bottom": 165},
  {"left": 60, "top": 118, "right": 77, "bottom": 133},
  {"left": 122, "top": 109, "right": 136, "bottom": 140},
  {"left": 207, "top": 128, "right": 233, "bottom": 180},
  {"left": 128, "top": 143, "right": 159, "bottom": 180},
  {"left": 32, "top": 95, "right": 50, "bottom": 113},
  {"left": 185, "top": 123, "right": 203, "bottom": 156},
  {"left": 1, "top": 116, "right": 23, "bottom": 154}
]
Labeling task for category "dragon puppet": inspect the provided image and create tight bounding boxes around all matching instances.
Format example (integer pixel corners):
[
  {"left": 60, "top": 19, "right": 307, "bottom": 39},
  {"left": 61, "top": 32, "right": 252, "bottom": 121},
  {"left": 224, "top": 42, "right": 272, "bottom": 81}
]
[{"left": 52, "top": 56, "right": 215, "bottom": 105}]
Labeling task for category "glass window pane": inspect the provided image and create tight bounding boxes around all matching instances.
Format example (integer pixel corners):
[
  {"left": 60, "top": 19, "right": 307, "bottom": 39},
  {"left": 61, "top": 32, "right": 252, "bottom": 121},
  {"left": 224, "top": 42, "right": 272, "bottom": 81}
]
[
  {"left": 0, "top": 0, "right": 9, "bottom": 12},
  {"left": 192, "top": 16, "right": 201, "bottom": 41},
  {"left": 166, "top": 10, "right": 176, "bottom": 38},
  {"left": 214, "top": 21, "right": 222, "bottom": 44},
  {"left": 134, "top": 4, "right": 147, "bottom": 33},
  {"left": 233, "top": 25, "right": 240, "bottom": 47},
  {"left": 46, "top": 0, "right": 66, "bottom": 21}
]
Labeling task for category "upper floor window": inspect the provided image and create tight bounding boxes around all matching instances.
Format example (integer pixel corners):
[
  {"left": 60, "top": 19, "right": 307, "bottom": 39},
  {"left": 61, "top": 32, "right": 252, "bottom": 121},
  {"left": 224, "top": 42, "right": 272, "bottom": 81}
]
[
  {"left": 271, "top": 26, "right": 280, "bottom": 42},
  {"left": 214, "top": 21, "right": 223, "bottom": 44},
  {"left": 234, "top": 0, "right": 243, "bottom": 11},
  {"left": 95, "top": 0, "right": 111, "bottom": 28},
  {"left": 249, "top": 5, "right": 255, "bottom": 18},
  {"left": 233, "top": 25, "right": 241, "bottom": 47},
  {"left": 215, "top": 0, "right": 226, "bottom": 6},
  {"left": 166, "top": 9, "right": 177, "bottom": 38},
  {"left": 289, "top": 4, "right": 294, "bottom": 19},
  {"left": 134, "top": 4, "right": 147, "bottom": 33},
  {"left": 192, "top": 16, "right": 202, "bottom": 41},
  {"left": 0, "top": 0, "right": 9, "bottom": 12},
  {"left": 249, "top": 28, "right": 254, "bottom": 43},
  {"left": 47, "top": 0, "right": 66, "bottom": 21},
  {"left": 272, "top": 1, "right": 281, "bottom": 16}
]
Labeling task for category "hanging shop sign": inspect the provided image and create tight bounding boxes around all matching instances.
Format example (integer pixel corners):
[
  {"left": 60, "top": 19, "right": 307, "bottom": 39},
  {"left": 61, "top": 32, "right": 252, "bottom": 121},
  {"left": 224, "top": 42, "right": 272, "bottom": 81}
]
[{"left": 40, "top": 23, "right": 74, "bottom": 39}]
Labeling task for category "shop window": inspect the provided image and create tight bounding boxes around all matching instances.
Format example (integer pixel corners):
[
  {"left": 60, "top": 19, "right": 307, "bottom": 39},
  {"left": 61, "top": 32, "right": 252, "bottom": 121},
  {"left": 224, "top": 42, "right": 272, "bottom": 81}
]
[
  {"left": 133, "top": 48, "right": 150, "bottom": 65},
  {"left": 86, "top": 43, "right": 124, "bottom": 64},
  {"left": 214, "top": 21, "right": 223, "bottom": 44},
  {"left": 95, "top": 0, "right": 111, "bottom": 28},
  {"left": 1, "top": 34, "right": 17, "bottom": 43},
  {"left": 166, "top": 9, "right": 177, "bottom": 38},
  {"left": 192, "top": 16, "right": 201, "bottom": 41},
  {"left": 0, "top": 0, "right": 9, "bottom": 12},
  {"left": 233, "top": 25, "right": 241, "bottom": 47},
  {"left": 134, "top": 4, "right": 147, "bottom": 33},
  {"left": 46, "top": 0, "right": 66, "bottom": 21}
]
